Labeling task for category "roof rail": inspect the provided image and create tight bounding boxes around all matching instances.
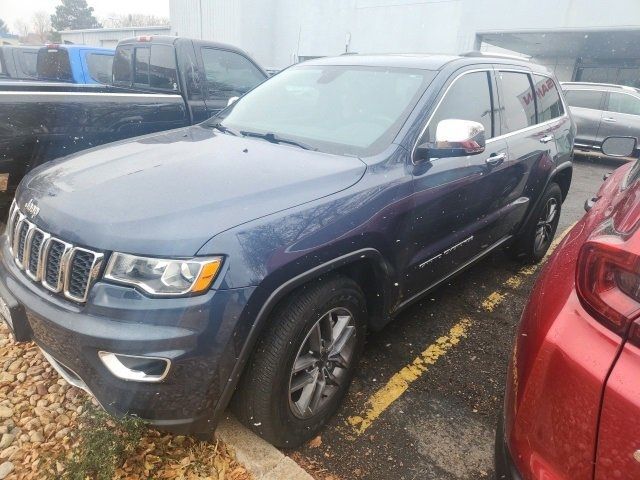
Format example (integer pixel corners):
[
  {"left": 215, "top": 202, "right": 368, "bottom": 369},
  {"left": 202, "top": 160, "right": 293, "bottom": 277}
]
[
  {"left": 561, "top": 81, "right": 640, "bottom": 92},
  {"left": 460, "top": 50, "right": 531, "bottom": 61}
]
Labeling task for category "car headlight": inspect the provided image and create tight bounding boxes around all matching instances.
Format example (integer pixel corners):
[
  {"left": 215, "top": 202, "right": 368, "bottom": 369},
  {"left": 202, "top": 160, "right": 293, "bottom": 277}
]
[{"left": 104, "top": 253, "right": 223, "bottom": 296}]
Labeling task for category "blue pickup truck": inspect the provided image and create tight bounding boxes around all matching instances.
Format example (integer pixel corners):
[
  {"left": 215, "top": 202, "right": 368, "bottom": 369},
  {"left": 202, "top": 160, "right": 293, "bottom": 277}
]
[{"left": 37, "top": 44, "right": 114, "bottom": 84}]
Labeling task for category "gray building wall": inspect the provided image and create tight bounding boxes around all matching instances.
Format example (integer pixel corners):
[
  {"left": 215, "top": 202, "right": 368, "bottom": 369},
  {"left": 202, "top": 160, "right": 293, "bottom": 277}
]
[
  {"left": 60, "top": 26, "right": 172, "bottom": 48},
  {"left": 170, "top": 0, "right": 640, "bottom": 74}
]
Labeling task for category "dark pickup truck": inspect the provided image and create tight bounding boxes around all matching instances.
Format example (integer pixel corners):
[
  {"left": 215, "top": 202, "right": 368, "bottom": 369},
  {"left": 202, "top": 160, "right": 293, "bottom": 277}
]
[{"left": 0, "top": 36, "right": 267, "bottom": 209}]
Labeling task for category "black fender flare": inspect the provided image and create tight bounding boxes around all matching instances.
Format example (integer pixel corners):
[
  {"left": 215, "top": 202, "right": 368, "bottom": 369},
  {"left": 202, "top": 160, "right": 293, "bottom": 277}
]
[{"left": 515, "top": 161, "right": 572, "bottom": 238}]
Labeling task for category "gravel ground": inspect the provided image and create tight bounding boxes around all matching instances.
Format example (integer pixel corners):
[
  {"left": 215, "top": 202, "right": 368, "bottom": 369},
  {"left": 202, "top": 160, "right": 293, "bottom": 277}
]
[{"left": 0, "top": 323, "right": 251, "bottom": 480}]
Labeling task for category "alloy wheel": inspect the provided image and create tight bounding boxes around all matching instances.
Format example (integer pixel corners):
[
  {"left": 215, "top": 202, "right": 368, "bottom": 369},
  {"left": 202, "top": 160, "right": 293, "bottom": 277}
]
[
  {"left": 534, "top": 197, "right": 558, "bottom": 253},
  {"left": 288, "top": 307, "right": 357, "bottom": 419}
]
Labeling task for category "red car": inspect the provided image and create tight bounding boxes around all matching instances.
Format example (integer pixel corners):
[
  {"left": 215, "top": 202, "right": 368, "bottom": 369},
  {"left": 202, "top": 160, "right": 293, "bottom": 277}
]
[{"left": 497, "top": 136, "right": 640, "bottom": 480}]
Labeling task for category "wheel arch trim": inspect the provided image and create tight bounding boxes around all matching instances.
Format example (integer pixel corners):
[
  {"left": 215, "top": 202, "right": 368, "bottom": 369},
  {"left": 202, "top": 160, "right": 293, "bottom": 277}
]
[
  {"left": 515, "top": 162, "right": 572, "bottom": 238},
  {"left": 209, "top": 248, "right": 393, "bottom": 425}
]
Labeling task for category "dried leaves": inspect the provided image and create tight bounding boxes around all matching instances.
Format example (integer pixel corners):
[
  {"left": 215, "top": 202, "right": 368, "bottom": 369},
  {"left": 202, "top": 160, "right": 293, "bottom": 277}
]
[{"left": 0, "top": 324, "right": 251, "bottom": 480}]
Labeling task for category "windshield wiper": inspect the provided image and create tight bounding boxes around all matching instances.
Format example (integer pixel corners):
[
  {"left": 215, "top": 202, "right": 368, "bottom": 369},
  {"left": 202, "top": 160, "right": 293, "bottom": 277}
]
[
  {"left": 240, "top": 131, "right": 317, "bottom": 151},
  {"left": 207, "top": 121, "right": 240, "bottom": 137}
]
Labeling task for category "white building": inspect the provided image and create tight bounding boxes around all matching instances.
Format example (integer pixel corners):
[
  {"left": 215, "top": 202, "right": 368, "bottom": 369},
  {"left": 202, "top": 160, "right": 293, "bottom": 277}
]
[
  {"left": 169, "top": 0, "right": 640, "bottom": 85},
  {"left": 59, "top": 26, "right": 171, "bottom": 48}
]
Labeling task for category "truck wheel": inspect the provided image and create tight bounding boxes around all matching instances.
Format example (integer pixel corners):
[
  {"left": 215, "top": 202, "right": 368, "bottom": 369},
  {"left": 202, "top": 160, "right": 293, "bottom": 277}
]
[
  {"left": 233, "top": 275, "right": 366, "bottom": 448},
  {"left": 510, "top": 182, "right": 562, "bottom": 264}
]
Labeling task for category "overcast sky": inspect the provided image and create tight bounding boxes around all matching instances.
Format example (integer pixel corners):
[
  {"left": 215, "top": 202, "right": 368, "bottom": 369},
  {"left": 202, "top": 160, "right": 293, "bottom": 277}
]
[{"left": 1, "top": 0, "right": 170, "bottom": 33}]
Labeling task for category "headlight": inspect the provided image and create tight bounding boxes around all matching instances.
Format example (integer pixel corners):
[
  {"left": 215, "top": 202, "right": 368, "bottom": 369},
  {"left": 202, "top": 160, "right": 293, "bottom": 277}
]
[{"left": 104, "top": 253, "right": 223, "bottom": 296}]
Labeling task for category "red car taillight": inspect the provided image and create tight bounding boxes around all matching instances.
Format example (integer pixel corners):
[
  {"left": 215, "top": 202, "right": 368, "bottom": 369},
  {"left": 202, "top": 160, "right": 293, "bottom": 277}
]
[{"left": 576, "top": 237, "right": 640, "bottom": 337}]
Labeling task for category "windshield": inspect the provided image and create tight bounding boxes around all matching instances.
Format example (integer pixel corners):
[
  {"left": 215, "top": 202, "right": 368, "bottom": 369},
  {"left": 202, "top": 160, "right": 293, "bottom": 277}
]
[{"left": 214, "top": 65, "right": 436, "bottom": 156}]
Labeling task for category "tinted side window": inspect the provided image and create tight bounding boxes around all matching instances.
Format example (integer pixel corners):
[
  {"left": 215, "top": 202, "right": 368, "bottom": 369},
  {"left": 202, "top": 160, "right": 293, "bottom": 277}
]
[
  {"left": 422, "top": 71, "right": 494, "bottom": 142},
  {"left": 17, "top": 51, "right": 38, "bottom": 78},
  {"left": 533, "top": 75, "right": 564, "bottom": 122},
  {"left": 200, "top": 48, "right": 266, "bottom": 101},
  {"left": 113, "top": 45, "right": 132, "bottom": 85},
  {"left": 134, "top": 47, "right": 150, "bottom": 86},
  {"left": 607, "top": 92, "right": 640, "bottom": 116},
  {"left": 564, "top": 90, "right": 604, "bottom": 110},
  {"left": 498, "top": 71, "right": 536, "bottom": 133},
  {"left": 86, "top": 53, "right": 113, "bottom": 84},
  {"left": 149, "top": 44, "right": 178, "bottom": 90}
]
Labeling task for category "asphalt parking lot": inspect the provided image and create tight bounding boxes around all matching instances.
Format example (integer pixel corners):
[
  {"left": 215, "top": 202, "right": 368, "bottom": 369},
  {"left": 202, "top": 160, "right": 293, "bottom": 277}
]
[{"left": 289, "top": 157, "right": 617, "bottom": 480}]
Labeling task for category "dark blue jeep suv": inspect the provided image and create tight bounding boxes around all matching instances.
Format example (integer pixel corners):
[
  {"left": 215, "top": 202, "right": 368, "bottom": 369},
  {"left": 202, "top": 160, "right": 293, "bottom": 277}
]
[{"left": 0, "top": 53, "right": 574, "bottom": 447}]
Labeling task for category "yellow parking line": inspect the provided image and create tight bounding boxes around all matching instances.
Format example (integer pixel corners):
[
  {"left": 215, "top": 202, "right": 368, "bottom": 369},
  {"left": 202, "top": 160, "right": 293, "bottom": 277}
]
[
  {"left": 346, "top": 317, "right": 472, "bottom": 435},
  {"left": 344, "top": 221, "right": 578, "bottom": 437},
  {"left": 482, "top": 291, "right": 505, "bottom": 312}
]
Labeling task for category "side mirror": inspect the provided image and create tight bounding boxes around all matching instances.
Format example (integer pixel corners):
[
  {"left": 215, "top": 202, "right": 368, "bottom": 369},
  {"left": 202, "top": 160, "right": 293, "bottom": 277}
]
[
  {"left": 227, "top": 96, "right": 240, "bottom": 106},
  {"left": 415, "top": 119, "right": 486, "bottom": 162},
  {"left": 601, "top": 136, "right": 637, "bottom": 158}
]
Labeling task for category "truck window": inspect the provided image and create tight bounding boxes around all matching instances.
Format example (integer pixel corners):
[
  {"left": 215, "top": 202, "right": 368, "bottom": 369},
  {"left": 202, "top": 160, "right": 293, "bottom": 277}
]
[
  {"left": 134, "top": 47, "right": 150, "bottom": 86},
  {"left": 498, "top": 71, "right": 536, "bottom": 133},
  {"left": 86, "top": 53, "right": 113, "bottom": 84},
  {"left": 17, "top": 50, "right": 38, "bottom": 78},
  {"left": 149, "top": 44, "right": 178, "bottom": 91},
  {"left": 200, "top": 48, "right": 265, "bottom": 101},
  {"left": 422, "top": 71, "right": 495, "bottom": 142},
  {"left": 37, "top": 48, "right": 73, "bottom": 82},
  {"left": 533, "top": 75, "right": 564, "bottom": 122},
  {"left": 113, "top": 45, "right": 133, "bottom": 85}
]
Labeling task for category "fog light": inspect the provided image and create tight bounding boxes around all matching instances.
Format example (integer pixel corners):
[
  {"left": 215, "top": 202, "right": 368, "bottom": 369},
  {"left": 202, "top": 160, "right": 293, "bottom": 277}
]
[{"left": 98, "top": 351, "right": 170, "bottom": 383}]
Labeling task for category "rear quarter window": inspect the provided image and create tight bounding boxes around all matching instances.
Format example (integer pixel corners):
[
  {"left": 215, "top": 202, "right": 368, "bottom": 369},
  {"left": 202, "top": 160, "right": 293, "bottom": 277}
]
[
  {"left": 117, "top": 44, "right": 178, "bottom": 91},
  {"left": 533, "top": 75, "right": 564, "bottom": 121}
]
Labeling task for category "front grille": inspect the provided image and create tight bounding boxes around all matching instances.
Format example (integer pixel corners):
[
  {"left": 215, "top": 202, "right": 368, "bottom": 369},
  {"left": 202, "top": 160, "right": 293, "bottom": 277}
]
[
  {"left": 67, "top": 250, "right": 96, "bottom": 300},
  {"left": 17, "top": 222, "right": 29, "bottom": 265},
  {"left": 7, "top": 201, "right": 104, "bottom": 303},
  {"left": 43, "top": 239, "right": 67, "bottom": 290},
  {"left": 28, "top": 231, "right": 44, "bottom": 273}
]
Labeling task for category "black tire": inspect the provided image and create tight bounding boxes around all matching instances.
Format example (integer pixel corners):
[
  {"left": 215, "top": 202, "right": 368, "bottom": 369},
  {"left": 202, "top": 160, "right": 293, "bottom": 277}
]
[
  {"left": 232, "top": 275, "right": 367, "bottom": 448},
  {"left": 509, "top": 182, "right": 562, "bottom": 264}
]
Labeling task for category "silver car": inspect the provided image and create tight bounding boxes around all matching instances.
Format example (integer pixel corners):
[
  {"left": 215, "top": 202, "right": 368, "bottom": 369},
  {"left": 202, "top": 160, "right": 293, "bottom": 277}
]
[{"left": 562, "top": 82, "right": 640, "bottom": 157}]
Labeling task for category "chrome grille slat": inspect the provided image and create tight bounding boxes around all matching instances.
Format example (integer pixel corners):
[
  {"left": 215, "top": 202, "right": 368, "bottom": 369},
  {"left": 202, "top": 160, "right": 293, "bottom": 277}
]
[
  {"left": 11, "top": 213, "right": 25, "bottom": 257},
  {"left": 42, "top": 238, "right": 72, "bottom": 293},
  {"left": 64, "top": 248, "right": 104, "bottom": 302},
  {"left": 6, "top": 202, "right": 101, "bottom": 303},
  {"left": 25, "top": 229, "right": 49, "bottom": 282}
]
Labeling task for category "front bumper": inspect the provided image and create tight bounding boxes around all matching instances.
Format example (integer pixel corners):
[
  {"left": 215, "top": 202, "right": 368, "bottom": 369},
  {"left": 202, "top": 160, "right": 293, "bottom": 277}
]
[{"left": 0, "top": 239, "right": 256, "bottom": 434}]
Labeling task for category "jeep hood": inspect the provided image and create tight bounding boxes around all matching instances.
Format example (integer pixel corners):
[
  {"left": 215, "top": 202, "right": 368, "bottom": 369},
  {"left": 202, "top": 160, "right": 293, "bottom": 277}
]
[{"left": 18, "top": 126, "right": 366, "bottom": 256}]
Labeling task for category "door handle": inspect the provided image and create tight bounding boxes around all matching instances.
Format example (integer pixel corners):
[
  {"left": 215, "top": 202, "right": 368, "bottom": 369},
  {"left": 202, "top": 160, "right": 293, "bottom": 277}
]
[
  {"left": 603, "top": 117, "right": 617, "bottom": 123},
  {"left": 486, "top": 152, "right": 507, "bottom": 166},
  {"left": 540, "top": 134, "right": 554, "bottom": 144}
]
